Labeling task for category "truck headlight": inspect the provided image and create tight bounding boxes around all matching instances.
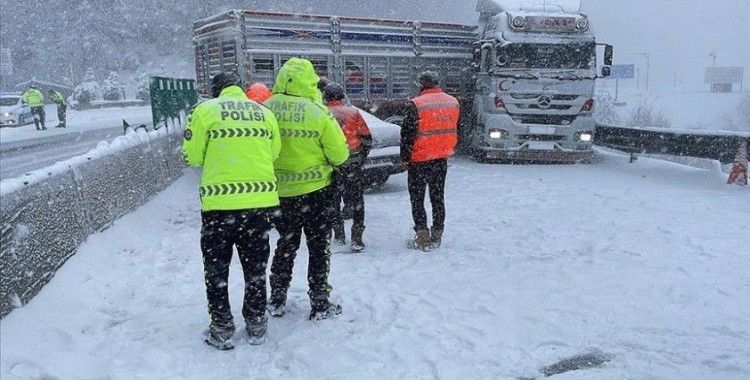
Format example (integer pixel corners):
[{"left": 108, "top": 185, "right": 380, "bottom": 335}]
[
  {"left": 2, "top": 112, "right": 9, "bottom": 117},
  {"left": 512, "top": 16, "right": 525, "bottom": 29},
  {"left": 578, "top": 132, "right": 593, "bottom": 142},
  {"left": 489, "top": 128, "right": 508, "bottom": 139}
]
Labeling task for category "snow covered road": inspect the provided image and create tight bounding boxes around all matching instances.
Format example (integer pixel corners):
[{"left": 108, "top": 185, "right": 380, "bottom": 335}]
[
  {"left": 0, "top": 106, "right": 152, "bottom": 179},
  {"left": 1, "top": 152, "right": 748, "bottom": 379}
]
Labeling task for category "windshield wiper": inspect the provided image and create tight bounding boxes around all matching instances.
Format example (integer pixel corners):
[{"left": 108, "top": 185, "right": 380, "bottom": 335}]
[
  {"left": 492, "top": 68, "right": 539, "bottom": 80},
  {"left": 541, "top": 70, "right": 593, "bottom": 81}
]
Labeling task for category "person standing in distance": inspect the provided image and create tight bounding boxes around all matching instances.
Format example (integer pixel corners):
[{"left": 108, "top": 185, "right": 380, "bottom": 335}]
[
  {"left": 22, "top": 85, "right": 46, "bottom": 130},
  {"left": 265, "top": 58, "right": 350, "bottom": 321},
  {"left": 49, "top": 89, "right": 67, "bottom": 128},
  {"left": 324, "top": 82, "right": 372, "bottom": 252},
  {"left": 183, "top": 72, "right": 281, "bottom": 350},
  {"left": 400, "top": 71, "right": 459, "bottom": 251}
]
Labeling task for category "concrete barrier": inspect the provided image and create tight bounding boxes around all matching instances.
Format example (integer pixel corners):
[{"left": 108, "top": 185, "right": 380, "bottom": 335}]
[{"left": 0, "top": 129, "right": 185, "bottom": 318}]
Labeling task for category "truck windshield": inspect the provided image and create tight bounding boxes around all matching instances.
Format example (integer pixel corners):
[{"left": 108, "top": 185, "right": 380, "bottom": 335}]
[{"left": 497, "top": 43, "right": 594, "bottom": 70}]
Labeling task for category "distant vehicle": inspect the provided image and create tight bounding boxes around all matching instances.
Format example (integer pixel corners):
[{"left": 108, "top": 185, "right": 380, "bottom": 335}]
[{"left": 0, "top": 93, "right": 34, "bottom": 128}]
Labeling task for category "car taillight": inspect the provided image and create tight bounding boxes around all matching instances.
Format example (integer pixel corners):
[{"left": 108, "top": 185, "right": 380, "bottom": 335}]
[
  {"left": 579, "top": 99, "right": 594, "bottom": 114},
  {"left": 494, "top": 96, "right": 507, "bottom": 112}
]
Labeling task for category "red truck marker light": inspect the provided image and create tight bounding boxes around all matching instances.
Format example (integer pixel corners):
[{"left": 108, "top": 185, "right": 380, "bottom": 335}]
[{"left": 580, "top": 99, "right": 594, "bottom": 114}]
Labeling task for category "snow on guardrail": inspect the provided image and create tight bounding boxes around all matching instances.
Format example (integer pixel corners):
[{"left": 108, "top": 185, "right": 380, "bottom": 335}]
[{"left": 0, "top": 125, "right": 185, "bottom": 318}]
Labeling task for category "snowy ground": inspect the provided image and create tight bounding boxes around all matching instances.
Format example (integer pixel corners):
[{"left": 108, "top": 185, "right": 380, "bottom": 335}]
[
  {"left": 1, "top": 151, "right": 748, "bottom": 379},
  {"left": 0, "top": 106, "right": 153, "bottom": 179}
]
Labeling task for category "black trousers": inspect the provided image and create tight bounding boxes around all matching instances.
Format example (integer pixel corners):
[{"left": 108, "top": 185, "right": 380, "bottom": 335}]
[
  {"left": 408, "top": 159, "right": 448, "bottom": 231},
  {"left": 31, "top": 106, "right": 45, "bottom": 129},
  {"left": 57, "top": 104, "right": 66, "bottom": 126},
  {"left": 201, "top": 209, "right": 273, "bottom": 327},
  {"left": 270, "top": 186, "right": 336, "bottom": 306},
  {"left": 333, "top": 163, "right": 365, "bottom": 230}
]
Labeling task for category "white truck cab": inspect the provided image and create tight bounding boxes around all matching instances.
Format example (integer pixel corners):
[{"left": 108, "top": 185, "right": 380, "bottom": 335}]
[{"left": 471, "top": 0, "right": 612, "bottom": 162}]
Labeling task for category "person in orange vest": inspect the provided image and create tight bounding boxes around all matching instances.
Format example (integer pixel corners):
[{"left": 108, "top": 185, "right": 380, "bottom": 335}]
[
  {"left": 400, "top": 71, "right": 459, "bottom": 251},
  {"left": 245, "top": 82, "right": 272, "bottom": 103},
  {"left": 324, "top": 82, "right": 372, "bottom": 252}
]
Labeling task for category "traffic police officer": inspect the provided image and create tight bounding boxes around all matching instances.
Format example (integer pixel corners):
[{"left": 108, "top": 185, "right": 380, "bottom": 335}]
[
  {"left": 183, "top": 72, "right": 281, "bottom": 349},
  {"left": 400, "top": 71, "right": 460, "bottom": 251},
  {"left": 49, "top": 89, "right": 67, "bottom": 128},
  {"left": 22, "top": 85, "right": 46, "bottom": 130},
  {"left": 265, "top": 58, "right": 350, "bottom": 321}
]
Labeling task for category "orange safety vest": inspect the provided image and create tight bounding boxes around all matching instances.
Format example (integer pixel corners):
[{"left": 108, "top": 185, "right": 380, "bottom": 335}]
[
  {"left": 327, "top": 100, "right": 371, "bottom": 152},
  {"left": 410, "top": 88, "right": 460, "bottom": 162}
]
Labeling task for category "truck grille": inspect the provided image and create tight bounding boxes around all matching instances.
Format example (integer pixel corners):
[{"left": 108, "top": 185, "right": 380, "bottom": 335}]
[
  {"left": 515, "top": 104, "right": 572, "bottom": 111},
  {"left": 511, "top": 114, "right": 577, "bottom": 125},
  {"left": 517, "top": 134, "right": 565, "bottom": 141},
  {"left": 510, "top": 94, "right": 579, "bottom": 101}
]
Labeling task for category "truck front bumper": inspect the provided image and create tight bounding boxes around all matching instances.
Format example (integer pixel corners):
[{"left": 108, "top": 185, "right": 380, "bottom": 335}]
[{"left": 477, "top": 143, "right": 593, "bottom": 163}]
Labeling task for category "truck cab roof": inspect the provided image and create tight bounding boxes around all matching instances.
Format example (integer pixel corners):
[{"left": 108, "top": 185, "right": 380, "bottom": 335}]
[{"left": 477, "top": 0, "right": 581, "bottom": 14}]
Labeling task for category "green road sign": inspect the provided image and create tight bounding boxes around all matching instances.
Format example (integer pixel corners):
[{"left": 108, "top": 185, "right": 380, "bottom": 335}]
[{"left": 149, "top": 77, "right": 199, "bottom": 128}]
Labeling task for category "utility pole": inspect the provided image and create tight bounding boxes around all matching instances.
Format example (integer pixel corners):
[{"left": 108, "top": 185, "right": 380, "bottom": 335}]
[
  {"left": 636, "top": 68, "right": 640, "bottom": 93},
  {"left": 636, "top": 52, "right": 650, "bottom": 92}
]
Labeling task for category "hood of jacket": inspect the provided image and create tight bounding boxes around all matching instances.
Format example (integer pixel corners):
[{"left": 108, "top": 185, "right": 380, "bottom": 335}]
[{"left": 271, "top": 58, "right": 323, "bottom": 103}]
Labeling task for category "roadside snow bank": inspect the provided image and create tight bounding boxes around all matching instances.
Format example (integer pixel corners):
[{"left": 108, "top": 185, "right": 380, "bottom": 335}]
[
  {"left": 0, "top": 127, "right": 172, "bottom": 195},
  {"left": 0, "top": 127, "right": 185, "bottom": 317}
]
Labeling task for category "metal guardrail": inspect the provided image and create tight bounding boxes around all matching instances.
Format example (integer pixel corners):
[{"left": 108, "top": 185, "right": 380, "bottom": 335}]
[{"left": 595, "top": 124, "right": 749, "bottom": 185}]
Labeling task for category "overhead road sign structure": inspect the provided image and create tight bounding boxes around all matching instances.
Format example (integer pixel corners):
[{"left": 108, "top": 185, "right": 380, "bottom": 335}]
[{"left": 705, "top": 67, "right": 744, "bottom": 84}]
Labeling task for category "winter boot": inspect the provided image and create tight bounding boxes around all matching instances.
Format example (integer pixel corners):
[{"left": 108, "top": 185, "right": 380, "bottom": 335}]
[
  {"left": 430, "top": 227, "right": 443, "bottom": 249},
  {"left": 268, "top": 289, "right": 287, "bottom": 318},
  {"left": 333, "top": 222, "right": 346, "bottom": 246},
  {"left": 413, "top": 229, "right": 432, "bottom": 251},
  {"left": 204, "top": 321, "right": 235, "bottom": 350},
  {"left": 309, "top": 301, "right": 343, "bottom": 321},
  {"left": 351, "top": 225, "right": 365, "bottom": 253},
  {"left": 245, "top": 315, "right": 269, "bottom": 345}
]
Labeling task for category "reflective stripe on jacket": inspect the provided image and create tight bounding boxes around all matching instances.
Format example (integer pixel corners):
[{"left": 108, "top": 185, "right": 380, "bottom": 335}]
[{"left": 410, "top": 88, "right": 459, "bottom": 162}]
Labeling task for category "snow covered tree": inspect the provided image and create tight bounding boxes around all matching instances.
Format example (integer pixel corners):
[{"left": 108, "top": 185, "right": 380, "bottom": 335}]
[
  {"left": 135, "top": 73, "right": 151, "bottom": 102},
  {"left": 71, "top": 68, "right": 102, "bottom": 109},
  {"left": 102, "top": 71, "right": 125, "bottom": 101},
  {"left": 627, "top": 103, "right": 671, "bottom": 129},
  {"left": 594, "top": 94, "right": 620, "bottom": 126}
]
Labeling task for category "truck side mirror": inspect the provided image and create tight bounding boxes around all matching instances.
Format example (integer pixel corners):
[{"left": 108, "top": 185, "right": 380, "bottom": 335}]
[
  {"left": 604, "top": 45, "right": 614, "bottom": 66},
  {"left": 601, "top": 66, "right": 611, "bottom": 78}
]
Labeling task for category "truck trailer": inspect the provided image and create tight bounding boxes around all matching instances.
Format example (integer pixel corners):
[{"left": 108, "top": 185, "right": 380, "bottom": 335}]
[{"left": 193, "top": 10, "right": 476, "bottom": 185}]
